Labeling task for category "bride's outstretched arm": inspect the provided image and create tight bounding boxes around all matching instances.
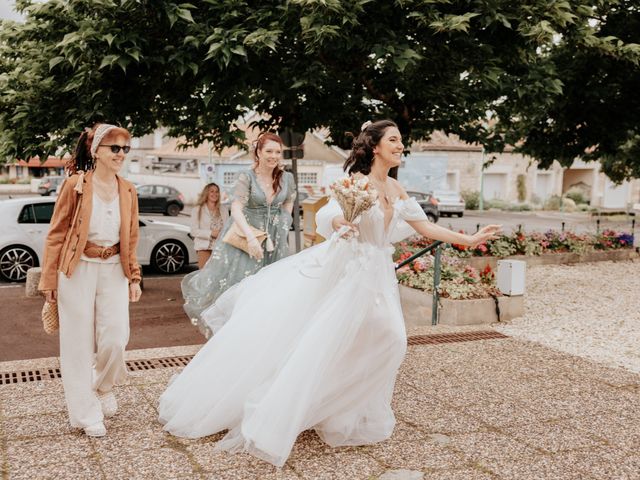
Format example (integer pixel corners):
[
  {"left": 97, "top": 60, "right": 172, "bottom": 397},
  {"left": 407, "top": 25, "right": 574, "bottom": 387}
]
[
  {"left": 407, "top": 219, "right": 500, "bottom": 247},
  {"left": 393, "top": 180, "right": 501, "bottom": 247}
]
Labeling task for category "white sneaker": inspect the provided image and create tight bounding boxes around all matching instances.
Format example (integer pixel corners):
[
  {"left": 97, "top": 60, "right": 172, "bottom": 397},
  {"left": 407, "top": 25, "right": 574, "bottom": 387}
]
[
  {"left": 98, "top": 391, "right": 118, "bottom": 418},
  {"left": 84, "top": 422, "right": 106, "bottom": 437}
]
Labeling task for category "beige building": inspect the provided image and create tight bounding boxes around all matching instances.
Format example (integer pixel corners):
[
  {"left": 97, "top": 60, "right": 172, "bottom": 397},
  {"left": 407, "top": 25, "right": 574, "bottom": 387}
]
[
  {"left": 409, "top": 131, "right": 640, "bottom": 209},
  {"left": 124, "top": 126, "right": 639, "bottom": 209},
  {"left": 125, "top": 126, "right": 346, "bottom": 204}
]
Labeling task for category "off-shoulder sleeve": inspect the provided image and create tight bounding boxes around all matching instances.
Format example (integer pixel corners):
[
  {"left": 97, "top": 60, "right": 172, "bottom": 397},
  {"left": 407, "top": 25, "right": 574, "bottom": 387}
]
[
  {"left": 397, "top": 197, "right": 428, "bottom": 221},
  {"left": 315, "top": 198, "right": 342, "bottom": 239},
  {"left": 389, "top": 198, "right": 429, "bottom": 243},
  {"left": 232, "top": 171, "right": 251, "bottom": 206}
]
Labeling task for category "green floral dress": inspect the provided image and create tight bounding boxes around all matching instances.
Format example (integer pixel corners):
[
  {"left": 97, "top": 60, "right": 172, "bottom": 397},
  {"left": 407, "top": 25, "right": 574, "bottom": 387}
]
[{"left": 182, "top": 169, "right": 296, "bottom": 336}]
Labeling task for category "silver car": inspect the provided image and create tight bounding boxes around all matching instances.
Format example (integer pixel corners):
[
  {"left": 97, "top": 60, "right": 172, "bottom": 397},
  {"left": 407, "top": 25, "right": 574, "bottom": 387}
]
[
  {"left": 433, "top": 190, "right": 466, "bottom": 217},
  {"left": 0, "top": 197, "right": 197, "bottom": 282}
]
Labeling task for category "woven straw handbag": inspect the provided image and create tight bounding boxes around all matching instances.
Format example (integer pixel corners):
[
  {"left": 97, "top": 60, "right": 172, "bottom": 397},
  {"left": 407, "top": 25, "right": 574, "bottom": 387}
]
[
  {"left": 222, "top": 222, "right": 268, "bottom": 254},
  {"left": 42, "top": 301, "right": 59, "bottom": 335}
]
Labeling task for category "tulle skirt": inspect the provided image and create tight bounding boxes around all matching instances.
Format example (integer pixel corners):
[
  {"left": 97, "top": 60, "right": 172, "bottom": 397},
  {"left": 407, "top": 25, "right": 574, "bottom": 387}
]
[{"left": 158, "top": 238, "right": 407, "bottom": 467}]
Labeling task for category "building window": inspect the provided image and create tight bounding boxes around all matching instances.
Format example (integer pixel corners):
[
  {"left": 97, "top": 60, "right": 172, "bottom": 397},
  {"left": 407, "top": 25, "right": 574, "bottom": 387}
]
[
  {"left": 223, "top": 171, "right": 237, "bottom": 185},
  {"left": 297, "top": 172, "right": 318, "bottom": 185}
]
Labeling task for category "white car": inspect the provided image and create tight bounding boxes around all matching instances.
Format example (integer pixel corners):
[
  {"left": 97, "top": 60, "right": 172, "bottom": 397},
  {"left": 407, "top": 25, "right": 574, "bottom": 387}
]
[
  {"left": 433, "top": 190, "right": 466, "bottom": 217},
  {"left": 0, "top": 197, "right": 197, "bottom": 282}
]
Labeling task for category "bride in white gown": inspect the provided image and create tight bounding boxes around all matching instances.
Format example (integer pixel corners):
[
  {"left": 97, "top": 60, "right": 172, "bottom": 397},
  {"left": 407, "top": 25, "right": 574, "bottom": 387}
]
[{"left": 158, "top": 120, "right": 500, "bottom": 467}]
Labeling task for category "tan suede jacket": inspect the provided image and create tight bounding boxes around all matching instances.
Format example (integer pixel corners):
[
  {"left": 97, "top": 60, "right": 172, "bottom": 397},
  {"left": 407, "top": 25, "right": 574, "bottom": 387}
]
[{"left": 38, "top": 171, "right": 142, "bottom": 292}]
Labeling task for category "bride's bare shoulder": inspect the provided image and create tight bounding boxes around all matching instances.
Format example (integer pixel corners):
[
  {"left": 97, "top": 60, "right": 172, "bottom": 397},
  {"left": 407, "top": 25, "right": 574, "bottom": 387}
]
[{"left": 388, "top": 178, "right": 409, "bottom": 200}]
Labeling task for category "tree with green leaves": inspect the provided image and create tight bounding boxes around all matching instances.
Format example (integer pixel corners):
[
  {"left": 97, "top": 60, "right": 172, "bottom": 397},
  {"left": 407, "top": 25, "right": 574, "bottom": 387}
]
[
  {"left": 496, "top": 0, "right": 640, "bottom": 182},
  {"left": 0, "top": 0, "right": 638, "bottom": 181}
]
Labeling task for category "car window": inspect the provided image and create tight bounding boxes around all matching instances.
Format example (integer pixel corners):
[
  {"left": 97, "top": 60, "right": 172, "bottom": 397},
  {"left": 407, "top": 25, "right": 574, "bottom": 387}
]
[
  {"left": 33, "top": 203, "right": 55, "bottom": 223},
  {"left": 409, "top": 192, "right": 425, "bottom": 201},
  {"left": 155, "top": 186, "right": 170, "bottom": 195},
  {"left": 18, "top": 205, "right": 35, "bottom": 223},
  {"left": 17, "top": 203, "right": 56, "bottom": 224},
  {"left": 137, "top": 185, "right": 152, "bottom": 195}
]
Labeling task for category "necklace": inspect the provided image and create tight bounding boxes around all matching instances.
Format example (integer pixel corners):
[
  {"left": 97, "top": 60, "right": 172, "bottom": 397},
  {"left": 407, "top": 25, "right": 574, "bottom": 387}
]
[
  {"left": 255, "top": 171, "right": 275, "bottom": 202},
  {"left": 370, "top": 177, "right": 392, "bottom": 208},
  {"left": 93, "top": 176, "right": 118, "bottom": 202}
]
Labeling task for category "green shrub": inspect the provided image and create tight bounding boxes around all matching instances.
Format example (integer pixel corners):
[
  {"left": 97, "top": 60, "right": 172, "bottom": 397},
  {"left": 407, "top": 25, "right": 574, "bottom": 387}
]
[
  {"left": 488, "top": 237, "right": 517, "bottom": 257},
  {"left": 516, "top": 174, "right": 527, "bottom": 202},
  {"left": 561, "top": 197, "right": 577, "bottom": 212},
  {"left": 543, "top": 195, "right": 562, "bottom": 210},
  {"left": 461, "top": 190, "right": 480, "bottom": 210},
  {"left": 505, "top": 203, "right": 532, "bottom": 212},
  {"left": 565, "top": 187, "right": 588, "bottom": 205},
  {"left": 485, "top": 198, "right": 508, "bottom": 210}
]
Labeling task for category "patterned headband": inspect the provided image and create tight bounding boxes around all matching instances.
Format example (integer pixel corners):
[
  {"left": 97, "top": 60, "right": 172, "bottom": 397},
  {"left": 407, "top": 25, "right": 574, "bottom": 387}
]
[
  {"left": 360, "top": 120, "right": 372, "bottom": 132},
  {"left": 90, "top": 124, "right": 118, "bottom": 157}
]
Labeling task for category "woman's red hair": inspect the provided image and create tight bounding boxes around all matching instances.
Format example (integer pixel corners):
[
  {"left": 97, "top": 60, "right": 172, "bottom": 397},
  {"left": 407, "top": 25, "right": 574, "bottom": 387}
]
[{"left": 253, "top": 132, "right": 285, "bottom": 195}]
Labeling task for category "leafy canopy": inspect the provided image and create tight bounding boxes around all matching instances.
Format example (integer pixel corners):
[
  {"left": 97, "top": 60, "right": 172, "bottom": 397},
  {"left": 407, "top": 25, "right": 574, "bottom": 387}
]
[{"left": 0, "top": 0, "right": 638, "bottom": 180}]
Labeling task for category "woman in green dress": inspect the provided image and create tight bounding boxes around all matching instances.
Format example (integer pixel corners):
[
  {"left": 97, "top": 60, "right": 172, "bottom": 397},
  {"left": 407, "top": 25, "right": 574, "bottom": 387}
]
[{"left": 182, "top": 132, "right": 296, "bottom": 337}]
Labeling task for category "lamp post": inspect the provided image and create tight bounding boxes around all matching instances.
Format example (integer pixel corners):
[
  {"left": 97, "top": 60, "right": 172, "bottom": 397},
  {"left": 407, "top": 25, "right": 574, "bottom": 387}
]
[
  {"left": 281, "top": 129, "right": 305, "bottom": 253},
  {"left": 479, "top": 147, "right": 485, "bottom": 211}
]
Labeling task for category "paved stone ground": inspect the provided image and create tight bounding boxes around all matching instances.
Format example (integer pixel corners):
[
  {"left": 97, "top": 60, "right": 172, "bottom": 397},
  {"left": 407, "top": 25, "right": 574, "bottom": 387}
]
[{"left": 1, "top": 326, "right": 639, "bottom": 480}]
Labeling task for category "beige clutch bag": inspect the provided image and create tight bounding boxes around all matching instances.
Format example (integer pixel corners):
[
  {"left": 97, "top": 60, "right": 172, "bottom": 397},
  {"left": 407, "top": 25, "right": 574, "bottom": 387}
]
[
  {"left": 222, "top": 222, "right": 268, "bottom": 254},
  {"left": 42, "top": 301, "right": 59, "bottom": 335}
]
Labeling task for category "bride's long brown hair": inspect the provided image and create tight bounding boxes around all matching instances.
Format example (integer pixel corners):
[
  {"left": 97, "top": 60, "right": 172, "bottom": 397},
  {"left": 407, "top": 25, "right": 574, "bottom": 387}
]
[{"left": 253, "top": 132, "right": 285, "bottom": 195}]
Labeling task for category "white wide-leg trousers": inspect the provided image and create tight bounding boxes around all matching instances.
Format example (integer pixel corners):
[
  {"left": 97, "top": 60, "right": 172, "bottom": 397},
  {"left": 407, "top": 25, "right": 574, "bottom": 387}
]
[{"left": 57, "top": 260, "right": 130, "bottom": 428}]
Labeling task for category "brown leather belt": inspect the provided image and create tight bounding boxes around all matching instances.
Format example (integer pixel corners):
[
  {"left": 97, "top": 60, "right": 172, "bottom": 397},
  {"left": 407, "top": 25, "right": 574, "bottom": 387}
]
[{"left": 84, "top": 242, "right": 120, "bottom": 260}]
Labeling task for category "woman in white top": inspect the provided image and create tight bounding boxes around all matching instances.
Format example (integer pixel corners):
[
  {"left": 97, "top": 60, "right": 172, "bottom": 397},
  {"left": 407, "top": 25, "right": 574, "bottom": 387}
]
[
  {"left": 190, "top": 182, "right": 229, "bottom": 268},
  {"left": 39, "top": 123, "right": 142, "bottom": 438}
]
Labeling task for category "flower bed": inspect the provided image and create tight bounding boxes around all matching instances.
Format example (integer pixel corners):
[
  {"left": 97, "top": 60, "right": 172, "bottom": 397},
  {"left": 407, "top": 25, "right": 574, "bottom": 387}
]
[
  {"left": 445, "top": 229, "right": 634, "bottom": 258},
  {"left": 393, "top": 250, "right": 501, "bottom": 300},
  {"left": 394, "top": 229, "right": 635, "bottom": 299}
]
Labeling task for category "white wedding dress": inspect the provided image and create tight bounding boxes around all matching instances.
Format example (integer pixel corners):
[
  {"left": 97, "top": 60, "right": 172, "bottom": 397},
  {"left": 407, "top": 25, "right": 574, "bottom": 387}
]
[{"left": 158, "top": 196, "right": 428, "bottom": 467}]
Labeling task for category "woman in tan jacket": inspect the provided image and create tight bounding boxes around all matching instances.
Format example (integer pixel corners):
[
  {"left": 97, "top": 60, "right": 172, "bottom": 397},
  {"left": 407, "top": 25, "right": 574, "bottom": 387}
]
[{"left": 39, "top": 123, "right": 142, "bottom": 437}]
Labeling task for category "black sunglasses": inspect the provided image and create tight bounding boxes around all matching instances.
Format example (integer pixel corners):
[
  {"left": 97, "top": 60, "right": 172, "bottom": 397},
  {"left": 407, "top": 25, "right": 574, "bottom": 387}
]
[{"left": 99, "top": 144, "right": 131, "bottom": 154}]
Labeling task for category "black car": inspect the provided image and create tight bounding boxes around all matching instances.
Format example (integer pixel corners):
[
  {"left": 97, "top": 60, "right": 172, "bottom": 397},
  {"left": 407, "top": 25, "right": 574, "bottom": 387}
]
[
  {"left": 407, "top": 191, "right": 439, "bottom": 223},
  {"left": 135, "top": 184, "right": 185, "bottom": 216}
]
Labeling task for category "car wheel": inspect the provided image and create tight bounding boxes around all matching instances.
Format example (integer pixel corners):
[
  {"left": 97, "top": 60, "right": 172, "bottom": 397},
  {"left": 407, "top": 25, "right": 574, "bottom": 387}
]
[
  {"left": 151, "top": 240, "right": 187, "bottom": 274},
  {"left": 166, "top": 203, "right": 181, "bottom": 216},
  {"left": 426, "top": 212, "right": 438, "bottom": 223},
  {"left": 0, "top": 246, "right": 37, "bottom": 282},
  {"left": 456, "top": 212, "right": 464, "bottom": 217}
]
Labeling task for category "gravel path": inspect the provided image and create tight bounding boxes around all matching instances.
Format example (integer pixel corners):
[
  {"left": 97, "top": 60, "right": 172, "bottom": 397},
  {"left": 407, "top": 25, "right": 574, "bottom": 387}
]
[{"left": 495, "top": 259, "right": 640, "bottom": 373}]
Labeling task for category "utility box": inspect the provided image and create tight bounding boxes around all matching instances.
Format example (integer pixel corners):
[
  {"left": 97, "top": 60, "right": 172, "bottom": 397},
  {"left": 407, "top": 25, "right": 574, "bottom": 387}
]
[
  {"left": 496, "top": 260, "right": 526, "bottom": 296},
  {"left": 302, "top": 195, "right": 329, "bottom": 247}
]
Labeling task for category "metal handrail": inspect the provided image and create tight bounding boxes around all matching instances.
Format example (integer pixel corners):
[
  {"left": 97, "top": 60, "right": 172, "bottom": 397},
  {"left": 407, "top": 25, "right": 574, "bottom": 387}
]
[
  {"left": 395, "top": 240, "right": 443, "bottom": 270},
  {"left": 395, "top": 240, "right": 445, "bottom": 325}
]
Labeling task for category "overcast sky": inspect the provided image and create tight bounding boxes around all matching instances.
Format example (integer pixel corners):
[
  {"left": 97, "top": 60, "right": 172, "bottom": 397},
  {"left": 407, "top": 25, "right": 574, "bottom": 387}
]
[{"left": 0, "top": 0, "right": 24, "bottom": 21}]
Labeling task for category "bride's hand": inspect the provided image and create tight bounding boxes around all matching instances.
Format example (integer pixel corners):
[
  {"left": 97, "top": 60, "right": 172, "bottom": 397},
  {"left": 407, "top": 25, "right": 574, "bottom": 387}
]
[
  {"left": 331, "top": 216, "right": 357, "bottom": 237},
  {"left": 469, "top": 225, "right": 502, "bottom": 247},
  {"left": 247, "top": 237, "right": 264, "bottom": 260}
]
